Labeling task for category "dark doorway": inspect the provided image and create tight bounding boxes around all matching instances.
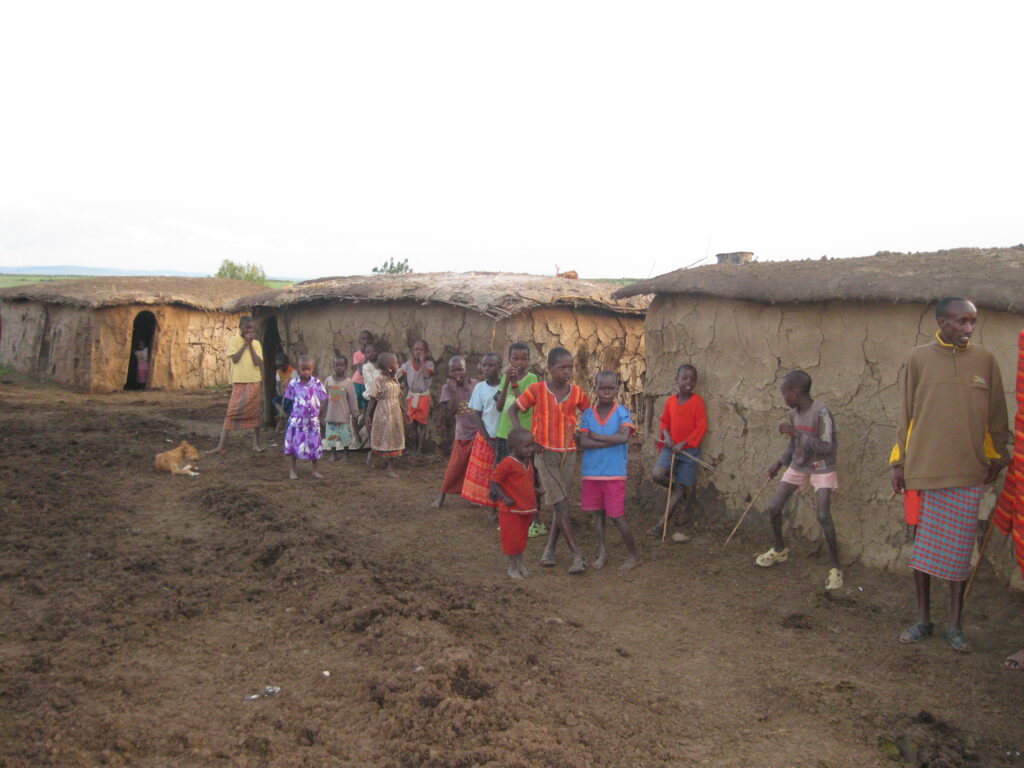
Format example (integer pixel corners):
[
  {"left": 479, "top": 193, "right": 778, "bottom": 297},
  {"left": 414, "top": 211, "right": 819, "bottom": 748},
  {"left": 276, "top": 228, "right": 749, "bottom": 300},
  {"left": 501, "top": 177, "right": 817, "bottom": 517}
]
[
  {"left": 125, "top": 311, "right": 157, "bottom": 390},
  {"left": 262, "top": 316, "right": 282, "bottom": 425}
]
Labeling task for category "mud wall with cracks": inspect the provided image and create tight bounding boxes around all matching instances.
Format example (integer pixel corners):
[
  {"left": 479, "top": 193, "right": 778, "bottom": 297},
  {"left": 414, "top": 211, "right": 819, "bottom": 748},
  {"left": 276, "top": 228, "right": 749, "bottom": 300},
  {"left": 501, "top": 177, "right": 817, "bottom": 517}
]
[
  {"left": 0, "top": 300, "right": 244, "bottom": 393},
  {"left": 642, "top": 294, "right": 1024, "bottom": 586},
  {"left": 91, "top": 305, "right": 245, "bottom": 393},
  {"left": 0, "top": 301, "right": 94, "bottom": 389},
  {"left": 254, "top": 301, "right": 645, "bottom": 446}
]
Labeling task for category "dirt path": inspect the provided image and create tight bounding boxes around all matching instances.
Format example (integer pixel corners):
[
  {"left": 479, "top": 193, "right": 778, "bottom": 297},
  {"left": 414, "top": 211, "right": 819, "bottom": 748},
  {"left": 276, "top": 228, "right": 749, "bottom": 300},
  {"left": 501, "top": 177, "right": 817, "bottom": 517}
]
[{"left": 0, "top": 382, "right": 1021, "bottom": 767}]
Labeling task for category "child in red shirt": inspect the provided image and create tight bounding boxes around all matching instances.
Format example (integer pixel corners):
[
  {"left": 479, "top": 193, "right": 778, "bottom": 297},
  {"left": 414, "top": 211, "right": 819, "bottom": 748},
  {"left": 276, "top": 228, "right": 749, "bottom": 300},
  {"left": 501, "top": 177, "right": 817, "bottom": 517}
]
[
  {"left": 490, "top": 428, "right": 544, "bottom": 579},
  {"left": 651, "top": 364, "right": 708, "bottom": 540}
]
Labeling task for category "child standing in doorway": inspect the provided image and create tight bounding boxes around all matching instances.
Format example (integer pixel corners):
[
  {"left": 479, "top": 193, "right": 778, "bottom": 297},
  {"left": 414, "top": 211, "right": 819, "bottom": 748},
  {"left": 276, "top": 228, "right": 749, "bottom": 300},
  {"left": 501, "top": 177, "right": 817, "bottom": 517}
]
[
  {"left": 323, "top": 355, "right": 359, "bottom": 461},
  {"left": 578, "top": 371, "right": 640, "bottom": 570},
  {"left": 757, "top": 370, "right": 843, "bottom": 590},
  {"left": 133, "top": 340, "right": 150, "bottom": 389},
  {"left": 399, "top": 340, "right": 435, "bottom": 456},
  {"left": 432, "top": 356, "right": 478, "bottom": 508},
  {"left": 351, "top": 330, "right": 373, "bottom": 410},
  {"left": 365, "top": 352, "right": 404, "bottom": 478},
  {"left": 512, "top": 347, "right": 591, "bottom": 574},
  {"left": 650, "top": 364, "right": 707, "bottom": 541},
  {"left": 283, "top": 354, "right": 328, "bottom": 480},
  {"left": 490, "top": 427, "right": 544, "bottom": 579},
  {"left": 272, "top": 352, "right": 297, "bottom": 429}
]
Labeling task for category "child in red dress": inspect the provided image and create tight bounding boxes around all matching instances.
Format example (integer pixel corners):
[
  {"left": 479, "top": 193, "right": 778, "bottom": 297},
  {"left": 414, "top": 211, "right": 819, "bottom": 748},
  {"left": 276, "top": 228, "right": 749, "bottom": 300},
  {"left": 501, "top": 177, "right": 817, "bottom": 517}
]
[{"left": 489, "top": 427, "right": 544, "bottom": 579}]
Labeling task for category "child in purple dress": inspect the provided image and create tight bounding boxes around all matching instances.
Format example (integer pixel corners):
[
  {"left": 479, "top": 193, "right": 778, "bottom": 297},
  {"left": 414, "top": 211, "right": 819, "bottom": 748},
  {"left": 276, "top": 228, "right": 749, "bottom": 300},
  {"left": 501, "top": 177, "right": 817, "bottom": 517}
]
[{"left": 284, "top": 354, "right": 329, "bottom": 480}]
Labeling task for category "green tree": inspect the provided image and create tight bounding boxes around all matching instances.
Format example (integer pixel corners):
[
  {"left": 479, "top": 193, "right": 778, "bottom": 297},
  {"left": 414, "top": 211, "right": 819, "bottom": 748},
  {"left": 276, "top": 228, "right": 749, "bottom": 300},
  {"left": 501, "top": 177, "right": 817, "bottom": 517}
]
[
  {"left": 215, "top": 259, "right": 268, "bottom": 286},
  {"left": 372, "top": 257, "right": 413, "bottom": 275}
]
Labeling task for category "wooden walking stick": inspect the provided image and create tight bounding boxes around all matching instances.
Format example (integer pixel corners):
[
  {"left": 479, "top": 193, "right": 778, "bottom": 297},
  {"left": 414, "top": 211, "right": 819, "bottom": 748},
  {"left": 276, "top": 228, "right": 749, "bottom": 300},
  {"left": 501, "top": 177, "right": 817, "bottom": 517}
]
[
  {"left": 660, "top": 452, "right": 676, "bottom": 543},
  {"left": 723, "top": 476, "right": 773, "bottom": 548},
  {"left": 964, "top": 518, "right": 997, "bottom": 601}
]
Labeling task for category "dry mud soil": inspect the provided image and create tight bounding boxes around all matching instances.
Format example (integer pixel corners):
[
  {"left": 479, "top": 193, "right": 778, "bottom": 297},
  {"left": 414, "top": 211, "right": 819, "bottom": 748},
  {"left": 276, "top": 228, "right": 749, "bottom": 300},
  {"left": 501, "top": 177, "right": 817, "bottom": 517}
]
[{"left": 1, "top": 380, "right": 1022, "bottom": 768}]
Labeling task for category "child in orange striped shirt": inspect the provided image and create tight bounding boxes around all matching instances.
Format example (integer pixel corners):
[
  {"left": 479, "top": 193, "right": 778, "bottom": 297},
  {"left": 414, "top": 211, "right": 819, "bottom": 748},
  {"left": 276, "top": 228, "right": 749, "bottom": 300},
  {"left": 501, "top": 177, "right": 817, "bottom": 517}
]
[{"left": 512, "top": 347, "right": 591, "bottom": 574}]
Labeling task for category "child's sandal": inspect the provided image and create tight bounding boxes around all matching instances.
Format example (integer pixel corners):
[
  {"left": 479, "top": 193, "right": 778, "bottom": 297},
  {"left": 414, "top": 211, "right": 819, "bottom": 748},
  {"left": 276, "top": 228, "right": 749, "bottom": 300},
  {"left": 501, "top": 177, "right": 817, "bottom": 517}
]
[
  {"left": 898, "top": 622, "right": 934, "bottom": 644},
  {"left": 945, "top": 629, "right": 971, "bottom": 653}
]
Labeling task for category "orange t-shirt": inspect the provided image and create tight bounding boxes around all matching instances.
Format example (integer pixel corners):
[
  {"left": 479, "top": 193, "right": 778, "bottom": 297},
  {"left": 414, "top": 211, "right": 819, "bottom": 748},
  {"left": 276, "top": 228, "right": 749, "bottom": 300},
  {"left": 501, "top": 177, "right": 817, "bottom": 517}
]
[
  {"left": 657, "top": 393, "right": 707, "bottom": 451},
  {"left": 515, "top": 382, "right": 590, "bottom": 452}
]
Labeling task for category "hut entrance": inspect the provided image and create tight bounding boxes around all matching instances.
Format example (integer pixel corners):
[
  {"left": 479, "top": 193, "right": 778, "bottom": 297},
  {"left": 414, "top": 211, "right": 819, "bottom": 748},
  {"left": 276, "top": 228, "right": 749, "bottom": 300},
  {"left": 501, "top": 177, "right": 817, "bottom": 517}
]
[
  {"left": 125, "top": 311, "right": 157, "bottom": 390},
  {"left": 261, "top": 316, "right": 282, "bottom": 424}
]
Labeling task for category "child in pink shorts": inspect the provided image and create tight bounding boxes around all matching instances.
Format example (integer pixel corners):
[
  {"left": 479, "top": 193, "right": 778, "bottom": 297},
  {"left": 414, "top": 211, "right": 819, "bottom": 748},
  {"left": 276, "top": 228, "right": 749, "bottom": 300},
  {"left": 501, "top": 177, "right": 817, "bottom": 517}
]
[
  {"left": 577, "top": 371, "right": 640, "bottom": 570},
  {"left": 756, "top": 369, "right": 843, "bottom": 591}
]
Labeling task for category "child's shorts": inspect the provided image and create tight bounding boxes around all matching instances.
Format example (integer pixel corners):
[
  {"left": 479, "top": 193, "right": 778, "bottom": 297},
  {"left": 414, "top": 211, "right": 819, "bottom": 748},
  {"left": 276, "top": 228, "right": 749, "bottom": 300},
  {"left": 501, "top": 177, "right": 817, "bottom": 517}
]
[
  {"left": 780, "top": 467, "right": 839, "bottom": 490},
  {"left": 405, "top": 395, "right": 431, "bottom": 425},
  {"left": 655, "top": 446, "right": 701, "bottom": 486},
  {"left": 271, "top": 395, "right": 294, "bottom": 415},
  {"left": 535, "top": 450, "right": 577, "bottom": 506},
  {"left": 323, "top": 422, "right": 355, "bottom": 450},
  {"left": 494, "top": 437, "right": 510, "bottom": 463},
  {"left": 580, "top": 478, "right": 627, "bottom": 518}
]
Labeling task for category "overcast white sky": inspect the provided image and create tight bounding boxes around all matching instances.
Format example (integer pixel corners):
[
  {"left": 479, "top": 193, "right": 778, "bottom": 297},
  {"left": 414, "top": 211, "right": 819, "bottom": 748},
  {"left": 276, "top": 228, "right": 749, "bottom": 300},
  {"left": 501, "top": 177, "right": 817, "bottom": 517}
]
[{"left": 1, "top": 1, "right": 1021, "bottom": 280}]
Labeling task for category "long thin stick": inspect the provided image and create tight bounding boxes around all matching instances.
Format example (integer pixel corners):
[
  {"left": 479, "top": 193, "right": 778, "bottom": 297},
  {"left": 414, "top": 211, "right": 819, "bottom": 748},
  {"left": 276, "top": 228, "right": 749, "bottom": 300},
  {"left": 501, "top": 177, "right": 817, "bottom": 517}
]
[
  {"left": 723, "top": 476, "right": 773, "bottom": 548},
  {"left": 964, "top": 518, "right": 997, "bottom": 601},
  {"left": 675, "top": 450, "right": 717, "bottom": 473},
  {"left": 661, "top": 452, "right": 676, "bottom": 543}
]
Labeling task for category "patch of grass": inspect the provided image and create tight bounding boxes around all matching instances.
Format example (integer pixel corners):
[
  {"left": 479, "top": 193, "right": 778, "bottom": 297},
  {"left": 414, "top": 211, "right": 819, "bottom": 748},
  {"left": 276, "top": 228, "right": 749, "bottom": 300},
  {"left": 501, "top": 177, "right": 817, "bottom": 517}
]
[
  {"left": 0, "top": 274, "right": 92, "bottom": 288},
  {"left": 588, "top": 277, "right": 640, "bottom": 287},
  {"left": 0, "top": 365, "right": 15, "bottom": 376},
  {"left": 264, "top": 279, "right": 293, "bottom": 289}
]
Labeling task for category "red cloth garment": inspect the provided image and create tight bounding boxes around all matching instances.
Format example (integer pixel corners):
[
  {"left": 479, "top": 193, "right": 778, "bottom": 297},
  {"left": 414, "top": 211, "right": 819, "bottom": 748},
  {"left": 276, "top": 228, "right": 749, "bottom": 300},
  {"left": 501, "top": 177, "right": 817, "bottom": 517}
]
[
  {"left": 656, "top": 393, "right": 708, "bottom": 452},
  {"left": 491, "top": 456, "right": 539, "bottom": 513},
  {"left": 499, "top": 508, "right": 531, "bottom": 555},
  {"left": 440, "top": 438, "right": 474, "bottom": 494},
  {"left": 994, "top": 329, "right": 1024, "bottom": 577},
  {"left": 461, "top": 433, "right": 497, "bottom": 507},
  {"left": 904, "top": 489, "right": 921, "bottom": 525}
]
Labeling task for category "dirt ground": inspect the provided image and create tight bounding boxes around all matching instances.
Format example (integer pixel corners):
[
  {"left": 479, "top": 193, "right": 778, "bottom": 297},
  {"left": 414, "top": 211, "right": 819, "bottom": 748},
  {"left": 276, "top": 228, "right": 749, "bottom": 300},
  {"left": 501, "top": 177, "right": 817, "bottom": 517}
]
[{"left": 1, "top": 380, "right": 1022, "bottom": 768}]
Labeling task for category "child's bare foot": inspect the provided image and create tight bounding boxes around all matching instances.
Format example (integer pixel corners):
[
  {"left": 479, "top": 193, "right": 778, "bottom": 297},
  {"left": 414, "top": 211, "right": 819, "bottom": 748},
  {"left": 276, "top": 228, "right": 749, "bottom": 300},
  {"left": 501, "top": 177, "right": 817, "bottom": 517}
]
[
  {"left": 540, "top": 548, "right": 557, "bottom": 567},
  {"left": 289, "top": 470, "right": 299, "bottom": 480},
  {"left": 619, "top": 556, "right": 642, "bottom": 570},
  {"left": 252, "top": 446, "right": 264, "bottom": 453},
  {"left": 205, "top": 447, "right": 226, "bottom": 455},
  {"left": 430, "top": 494, "right": 444, "bottom": 509},
  {"left": 507, "top": 565, "right": 525, "bottom": 580},
  {"left": 486, "top": 510, "right": 498, "bottom": 524},
  {"left": 567, "top": 555, "right": 587, "bottom": 575},
  {"left": 519, "top": 562, "right": 529, "bottom": 578},
  {"left": 386, "top": 470, "right": 399, "bottom": 479},
  {"left": 594, "top": 549, "right": 608, "bottom": 569},
  {"left": 647, "top": 522, "right": 664, "bottom": 537},
  {"left": 329, "top": 453, "right": 336, "bottom": 462},
  {"left": 312, "top": 471, "right": 324, "bottom": 479}
]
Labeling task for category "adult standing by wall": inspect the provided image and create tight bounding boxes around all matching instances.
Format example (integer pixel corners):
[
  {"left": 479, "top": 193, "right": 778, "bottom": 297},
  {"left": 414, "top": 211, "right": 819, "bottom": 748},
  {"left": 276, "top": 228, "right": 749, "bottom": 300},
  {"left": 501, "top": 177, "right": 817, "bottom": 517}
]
[
  {"left": 207, "top": 315, "right": 264, "bottom": 454},
  {"left": 891, "top": 297, "right": 1009, "bottom": 653},
  {"left": 993, "top": 328, "right": 1024, "bottom": 670}
]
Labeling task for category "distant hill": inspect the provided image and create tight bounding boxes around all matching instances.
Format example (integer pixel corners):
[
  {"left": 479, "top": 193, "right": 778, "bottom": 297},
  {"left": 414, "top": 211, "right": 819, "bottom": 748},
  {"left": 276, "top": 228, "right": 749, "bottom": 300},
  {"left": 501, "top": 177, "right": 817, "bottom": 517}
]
[{"left": 0, "top": 265, "right": 205, "bottom": 277}]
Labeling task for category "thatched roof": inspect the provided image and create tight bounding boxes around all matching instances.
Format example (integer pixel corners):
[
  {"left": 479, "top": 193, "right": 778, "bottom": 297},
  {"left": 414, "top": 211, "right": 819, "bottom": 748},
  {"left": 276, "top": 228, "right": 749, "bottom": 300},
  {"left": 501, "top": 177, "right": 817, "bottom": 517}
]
[
  {"left": 613, "top": 246, "right": 1024, "bottom": 313},
  {"left": 0, "top": 276, "right": 263, "bottom": 311},
  {"left": 230, "top": 272, "right": 649, "bottom": 319}
]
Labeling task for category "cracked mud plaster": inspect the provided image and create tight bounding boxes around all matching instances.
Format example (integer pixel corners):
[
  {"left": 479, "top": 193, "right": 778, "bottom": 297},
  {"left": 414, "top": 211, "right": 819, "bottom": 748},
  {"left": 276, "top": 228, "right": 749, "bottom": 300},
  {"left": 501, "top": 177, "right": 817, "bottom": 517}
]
[
  {"left": 255, "top": 302, "right": 645, "bottom": 445},
  {"left": 643, "top": 294, "right": 1023, "bottom": 581},
  {"left": 0, "top": 302, "right": 244, "bottom": 393}
]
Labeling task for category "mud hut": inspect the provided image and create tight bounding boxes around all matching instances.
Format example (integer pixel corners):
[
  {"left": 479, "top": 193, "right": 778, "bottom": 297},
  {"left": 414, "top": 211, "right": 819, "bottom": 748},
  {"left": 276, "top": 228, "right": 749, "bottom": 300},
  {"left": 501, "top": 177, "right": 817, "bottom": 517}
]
[
  {"left": 230, "top": 272, "right": 648, "bottom": 438},
  {"left": 0, "top": 277, "right": 262, "bottom": 393},
  {"left": 614, "top": 246, "right": 1024, "bottom": 585}
]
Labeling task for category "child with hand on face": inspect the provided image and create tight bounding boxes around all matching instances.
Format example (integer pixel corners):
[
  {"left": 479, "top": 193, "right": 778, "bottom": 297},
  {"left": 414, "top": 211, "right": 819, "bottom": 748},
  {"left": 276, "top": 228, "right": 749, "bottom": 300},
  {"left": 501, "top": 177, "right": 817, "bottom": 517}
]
[
  {"left": 351, "top": 330, "right": 373, "bottom": 409},
  {"left": 578, "top": 371, "right": 640, "bottom": 570},
  {"left": 490, "top": 427, "right": 544, "bottom": 580},
  {"left": 650, "top": 364, "right": 707, "bottom": 541},
  {"left": 398, "top": 339, "right": 435, "bottom": 456},
  {"left": 283, "top": 355, "right": 328, "bottom": 480},
  {"left": 432, "top": 356, "right": 478, "bottom": 508},
  {"left": 272, "top": 352, "right": 298, "bottom": 428},
  {"left": 323, "top": 355, "right": 360, "bottom": 461},
  {"left": 365, "top": 352, "right": 405, "bottom": 478}
]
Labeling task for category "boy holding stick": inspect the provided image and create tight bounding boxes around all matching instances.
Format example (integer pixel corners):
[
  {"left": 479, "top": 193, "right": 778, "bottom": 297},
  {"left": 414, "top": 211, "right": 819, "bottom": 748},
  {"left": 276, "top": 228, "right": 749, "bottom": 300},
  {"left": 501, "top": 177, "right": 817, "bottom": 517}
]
[
  {"left": 757, "top": 370, "right": 843, "bottom": 591},
  {"left": 650, "top": 364, "right": 707, "bottom": 541}
]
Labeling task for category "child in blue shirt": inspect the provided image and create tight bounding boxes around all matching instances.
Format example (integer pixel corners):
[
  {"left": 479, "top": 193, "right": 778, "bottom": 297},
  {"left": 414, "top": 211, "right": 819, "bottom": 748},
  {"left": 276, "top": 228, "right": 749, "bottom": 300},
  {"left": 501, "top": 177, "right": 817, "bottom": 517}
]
[{"left": 577, "top": 371, "right": 640, "bottom": 570}]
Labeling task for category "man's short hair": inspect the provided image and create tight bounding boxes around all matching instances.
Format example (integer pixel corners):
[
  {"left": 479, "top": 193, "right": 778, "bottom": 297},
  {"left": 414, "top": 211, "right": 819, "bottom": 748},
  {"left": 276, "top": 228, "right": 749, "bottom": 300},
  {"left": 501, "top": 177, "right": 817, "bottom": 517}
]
[
  {"left": 509, "top": 342, "right": 531, "bottom": 356},
  {"left": 677, "top": 363, "right": 698, "bottom": 378},
  {"left": 782, "top": 370, "right": 812, "bottom": 394},
  {"left": 936, "top": 296, "right": 972, "bottom": 319},
  {"left": 595, "top": 370, "right": 618, "bottom": 386}
]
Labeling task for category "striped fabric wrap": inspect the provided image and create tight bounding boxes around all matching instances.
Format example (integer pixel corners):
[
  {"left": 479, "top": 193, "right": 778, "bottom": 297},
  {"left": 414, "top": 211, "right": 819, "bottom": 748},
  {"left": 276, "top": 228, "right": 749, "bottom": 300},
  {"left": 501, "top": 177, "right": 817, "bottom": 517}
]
[
  {"left": 460, "top": 433, "right": 497, "bottom": 508},
  {"left": 993, "top": 328, "right": 1024, "bottom": 578},
  {"left": 909, "top": 485, "right": 985, "bottom": 581}
]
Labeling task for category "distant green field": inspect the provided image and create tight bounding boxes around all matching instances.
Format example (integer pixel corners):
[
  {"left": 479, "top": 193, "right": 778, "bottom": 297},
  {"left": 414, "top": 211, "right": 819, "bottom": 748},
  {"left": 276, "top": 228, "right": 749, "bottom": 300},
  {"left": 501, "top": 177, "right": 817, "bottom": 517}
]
[{"left": 0, "top": 274, "right": 293, "bottom": 290}]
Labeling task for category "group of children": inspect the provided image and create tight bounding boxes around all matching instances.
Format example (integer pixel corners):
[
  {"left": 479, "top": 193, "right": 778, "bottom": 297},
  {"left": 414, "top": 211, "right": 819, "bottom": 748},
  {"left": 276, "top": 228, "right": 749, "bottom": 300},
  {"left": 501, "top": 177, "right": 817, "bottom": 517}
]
[
  {"left": 271, "top": 331, "right": 437, "bottom": 480},
  {"left": 269, "top": 328, "right": 843, "bottom": 589}
]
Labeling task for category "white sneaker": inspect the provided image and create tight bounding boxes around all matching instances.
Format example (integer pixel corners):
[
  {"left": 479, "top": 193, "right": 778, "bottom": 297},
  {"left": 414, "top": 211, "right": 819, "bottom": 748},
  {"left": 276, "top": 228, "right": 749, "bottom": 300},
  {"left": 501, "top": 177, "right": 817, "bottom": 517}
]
[
  {"left": 755, "top": 547, "right": 789, "bottom": 567},
  {"left": 825, "top": 568, "right": 844, "bottom": 590}
]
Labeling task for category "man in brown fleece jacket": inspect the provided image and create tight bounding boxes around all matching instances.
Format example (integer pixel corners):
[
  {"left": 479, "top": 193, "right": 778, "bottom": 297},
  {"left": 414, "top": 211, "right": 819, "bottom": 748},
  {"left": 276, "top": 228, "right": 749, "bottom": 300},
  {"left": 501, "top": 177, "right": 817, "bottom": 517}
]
[{"left": 891, "top": 297, "right": 1009, "bottom": 653}]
